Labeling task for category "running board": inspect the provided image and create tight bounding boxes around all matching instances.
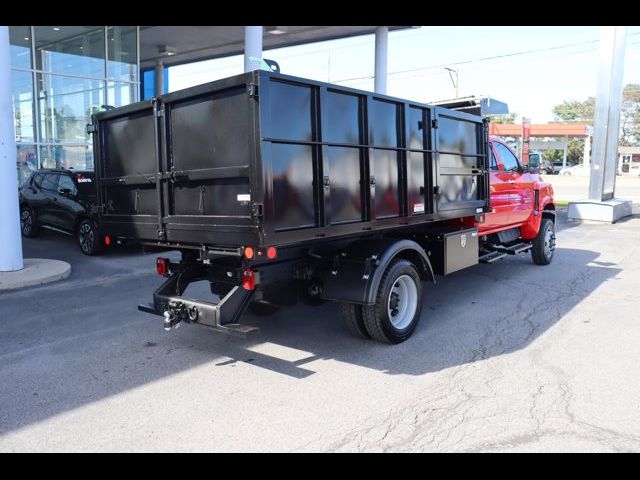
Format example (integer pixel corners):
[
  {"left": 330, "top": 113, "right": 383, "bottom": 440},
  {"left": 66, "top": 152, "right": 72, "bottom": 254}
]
[
  {"left": 479, "top": 251, "right": 508, "bottom": 264},
  {"left": 491, "top": 242, "right": 532, "bottom": 255}
]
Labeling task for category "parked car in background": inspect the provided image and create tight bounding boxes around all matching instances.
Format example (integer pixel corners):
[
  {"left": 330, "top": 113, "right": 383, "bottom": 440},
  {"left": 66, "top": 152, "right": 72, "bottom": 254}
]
[
  {"left": 551, "top": 162, "right": 565, "bottom": 174},
  {"left": 18, "top": 169, "right": 105, "bottom": 255},
  {"left": 559, "top": 164, "right": 590, "bottom": 176}
]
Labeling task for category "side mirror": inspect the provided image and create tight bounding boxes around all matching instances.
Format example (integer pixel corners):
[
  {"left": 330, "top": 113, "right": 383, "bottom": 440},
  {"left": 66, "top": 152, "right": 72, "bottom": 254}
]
[
  {"left": 59, "top": 187, "right": 74, "bottom": 197},
  {"left": 528, "top": 154, "right": 540, "bottom": 174}
]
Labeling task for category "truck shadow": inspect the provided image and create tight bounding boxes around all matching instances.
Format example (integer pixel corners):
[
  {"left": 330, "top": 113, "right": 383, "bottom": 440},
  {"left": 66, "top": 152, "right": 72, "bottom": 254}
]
[
  {"left": 205, "top": 246, "right": 619, "bottom": 378},
  {"left": 0, "top": 246, "right": 618, "bottom": 435}
]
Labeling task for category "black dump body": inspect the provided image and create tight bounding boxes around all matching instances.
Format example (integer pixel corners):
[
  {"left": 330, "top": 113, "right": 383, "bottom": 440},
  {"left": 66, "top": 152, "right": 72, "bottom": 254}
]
[{"left": 91, "top": 70, "right": 490, "bottom": 252}]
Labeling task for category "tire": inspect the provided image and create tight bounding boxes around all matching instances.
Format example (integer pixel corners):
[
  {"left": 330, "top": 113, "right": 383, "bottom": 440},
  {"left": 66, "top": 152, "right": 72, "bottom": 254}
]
[
  {"left": 248, "top": 301, "right": 279, "bottom": 317},
  {"left": 361, "top": 259, "right": 423, "bottom": 344},
  {"left": 339, "top": 303, "right": 370, "bottom": 339},
  {"left": 531, "top": 217, "right": 556, "bottom": 265},
  {"left": 20, "top": 205, "right": 39, "bottom": 238},
  {"left": 77, "top": 219, "right": 103, "bottom": 256}
]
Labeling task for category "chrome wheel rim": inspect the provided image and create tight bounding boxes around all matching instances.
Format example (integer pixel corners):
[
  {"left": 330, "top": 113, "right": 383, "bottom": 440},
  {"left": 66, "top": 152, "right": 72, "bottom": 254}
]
[
  {"left": 79, "top": 223, "right": 94, "bottom": 253},
  {"left": 388, "top": 275, "right": 418, "bottom": 330},
  {"left": 544, "top": 225, "right": 556, "bottom": 259},
  {"left": 20, "top": 209, "right": 32, "bottom": 235}
]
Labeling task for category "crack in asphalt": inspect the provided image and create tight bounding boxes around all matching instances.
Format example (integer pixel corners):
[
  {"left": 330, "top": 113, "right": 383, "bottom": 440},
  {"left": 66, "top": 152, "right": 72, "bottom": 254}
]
[{"left": 295, "top": 227, "right": 640, "bottom": 452}]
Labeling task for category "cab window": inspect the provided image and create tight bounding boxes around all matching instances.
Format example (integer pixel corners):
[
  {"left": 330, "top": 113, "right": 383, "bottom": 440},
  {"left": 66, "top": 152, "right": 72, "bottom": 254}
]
[
  {"left": 489, "top": 147, "right": 499, "bottom": 171},
  {"left": 494, "top": 143, "right": 520, "bottom": 172}
]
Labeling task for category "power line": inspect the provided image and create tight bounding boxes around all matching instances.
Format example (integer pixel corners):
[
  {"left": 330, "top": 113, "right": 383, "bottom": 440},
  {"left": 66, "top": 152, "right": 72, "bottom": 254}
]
[{"left": 331, "top": 33, "right": 640, "bottom": 85}]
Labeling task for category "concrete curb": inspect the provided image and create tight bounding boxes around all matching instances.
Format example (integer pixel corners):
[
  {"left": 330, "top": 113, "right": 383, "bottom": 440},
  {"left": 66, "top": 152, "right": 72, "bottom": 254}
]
[{"left": 0, "top": 258, "right": 71, "bottom": 292}]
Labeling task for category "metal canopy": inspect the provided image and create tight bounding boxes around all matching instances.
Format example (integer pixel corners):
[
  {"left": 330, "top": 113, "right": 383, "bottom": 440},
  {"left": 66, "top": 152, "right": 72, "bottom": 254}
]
[
  {"left": 139, "top": 26, "right": 412, "bottom": 70},
  {"left": 431, "top": 96, "right": 510, "bottom": 116}
]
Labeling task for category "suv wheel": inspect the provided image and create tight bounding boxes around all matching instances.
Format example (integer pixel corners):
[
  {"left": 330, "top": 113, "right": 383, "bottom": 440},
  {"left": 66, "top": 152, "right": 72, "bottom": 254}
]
[
  {"left": 20, "top": 205, "right": 39, "bottom": 237},
  {"left": 78, "top": 219, "right": 103, "bottom": 256}
]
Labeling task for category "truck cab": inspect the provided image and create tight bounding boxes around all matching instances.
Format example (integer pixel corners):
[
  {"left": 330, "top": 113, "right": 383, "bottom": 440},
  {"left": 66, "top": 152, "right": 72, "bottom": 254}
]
[{"left": 478, "top": 136, "right": 556, "bottom": 252}]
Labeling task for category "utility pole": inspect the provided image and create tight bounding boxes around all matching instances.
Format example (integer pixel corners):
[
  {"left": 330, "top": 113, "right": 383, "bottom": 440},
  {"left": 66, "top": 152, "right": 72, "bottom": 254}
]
[{"left": 445, "top": 67, "right": 459, "bottom": 98}]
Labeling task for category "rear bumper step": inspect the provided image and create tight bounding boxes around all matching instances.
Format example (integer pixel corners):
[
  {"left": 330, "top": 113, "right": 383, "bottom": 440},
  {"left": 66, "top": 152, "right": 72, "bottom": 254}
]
[{"left": 138, "top": 271, "right": 258, "bottom": 337}]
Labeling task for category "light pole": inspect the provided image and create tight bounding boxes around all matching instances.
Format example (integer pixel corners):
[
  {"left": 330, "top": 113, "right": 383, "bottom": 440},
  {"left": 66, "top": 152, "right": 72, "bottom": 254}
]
[{"left": 445, "top": 67, "right": 459, "bottom": 98}]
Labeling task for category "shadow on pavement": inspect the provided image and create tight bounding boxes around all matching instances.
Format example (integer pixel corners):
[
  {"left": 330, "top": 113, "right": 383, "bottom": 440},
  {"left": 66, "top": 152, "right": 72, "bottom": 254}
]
[{"left": 0, "top": 239, "right": 619, "bottom": 434}]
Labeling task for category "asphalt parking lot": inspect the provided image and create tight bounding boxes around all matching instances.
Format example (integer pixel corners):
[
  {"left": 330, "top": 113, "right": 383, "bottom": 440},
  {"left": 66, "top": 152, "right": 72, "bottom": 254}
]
[{"left": 2, "top": 206, "right": 640, "bottom": 452}]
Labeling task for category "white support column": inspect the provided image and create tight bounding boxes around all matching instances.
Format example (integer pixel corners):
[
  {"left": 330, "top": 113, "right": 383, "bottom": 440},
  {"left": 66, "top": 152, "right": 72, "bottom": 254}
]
[
  {"left": 0, "top": 26, "right": 24, "bottom": 271},
  {"left": 374, "top": 26, "right": 388, "bottom": 94},
  {"left": 154, "top": 60, "right": 164, "bottom": 96},
  {"left": 568, "top": 26, "right": 632, "bottom": 223},
  {"left": 583, "top": 134, "right": 591, "bottom": 168},
  {"left": 589, "top": 26, "right": 627, "bottom": 201},
  {"left": 244, "top": 26, "right": 263, "bottom": 72},
  {"left": 562, "top": 135, "right": 568, "bottom": 167}
]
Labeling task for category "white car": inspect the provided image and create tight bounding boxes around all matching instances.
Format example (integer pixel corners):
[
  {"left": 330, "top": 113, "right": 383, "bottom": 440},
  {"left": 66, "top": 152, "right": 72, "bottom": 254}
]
[{"left": 559, "top": 164, "right": 590, "bottom": 176}]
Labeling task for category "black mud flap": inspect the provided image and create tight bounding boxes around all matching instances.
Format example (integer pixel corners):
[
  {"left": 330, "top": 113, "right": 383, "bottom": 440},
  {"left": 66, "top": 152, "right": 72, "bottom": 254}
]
[{"left": 138, "top": 272, "right": 258, "bottom": 337}]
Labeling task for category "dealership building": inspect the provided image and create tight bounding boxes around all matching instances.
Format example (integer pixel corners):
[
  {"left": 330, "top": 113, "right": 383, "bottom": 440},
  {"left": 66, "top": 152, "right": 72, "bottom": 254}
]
[{"left": 6, "top": 26, "right": 404, "bottom": 185}]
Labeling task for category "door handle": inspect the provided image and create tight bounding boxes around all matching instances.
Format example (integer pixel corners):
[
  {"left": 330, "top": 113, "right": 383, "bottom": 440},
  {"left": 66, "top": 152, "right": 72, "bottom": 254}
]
[{"left": 508, "top": 180, "right": 516, "bottom": 184}]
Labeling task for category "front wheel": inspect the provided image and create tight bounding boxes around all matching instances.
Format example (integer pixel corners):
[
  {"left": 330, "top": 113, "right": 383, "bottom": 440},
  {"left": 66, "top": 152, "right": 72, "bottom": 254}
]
[
  {"left": 77, "top": 219, "right": 104, "bottom": 256},
  {"left": 361, "top": 259, "right": 423, "bottom": 344},
  {"left": 531, "top": 217, "right": 556, "bottom": 265}
]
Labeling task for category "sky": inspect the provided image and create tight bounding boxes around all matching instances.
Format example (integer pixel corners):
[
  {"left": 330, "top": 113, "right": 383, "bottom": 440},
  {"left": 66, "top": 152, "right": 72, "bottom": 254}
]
[{"left": 168, "top": 26, "right": 640, "bottom": 124}]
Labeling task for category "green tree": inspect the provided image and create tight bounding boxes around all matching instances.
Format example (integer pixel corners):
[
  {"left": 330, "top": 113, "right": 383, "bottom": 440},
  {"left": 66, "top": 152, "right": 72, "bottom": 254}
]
[
  {"left": 487, "top": 112, "right": 518, "bottom": 124},
  {"left": 552, "top": 98, "right": 595, "bottom": 123},
  {"left": 551, "top": 84, "right": 640, "bottom": 146},
  {"left": 620, "top": 84, "right": 640, "bottom": 146}
]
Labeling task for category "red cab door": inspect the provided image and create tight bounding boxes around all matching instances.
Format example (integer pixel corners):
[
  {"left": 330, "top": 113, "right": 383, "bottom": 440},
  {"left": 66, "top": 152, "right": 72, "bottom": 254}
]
[
  {"left": 492, "top": 141, "right": 532, "bottom": 224},
  {"left": 482, "top": 142, "right": 516, "bottom": 232}
]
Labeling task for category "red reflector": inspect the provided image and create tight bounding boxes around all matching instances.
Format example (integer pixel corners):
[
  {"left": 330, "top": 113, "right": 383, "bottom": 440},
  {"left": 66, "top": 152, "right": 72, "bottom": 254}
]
[
  {"left": 156, "top": 257, "right": 169, "bottom": 276},
  {"left": 244, "top": 246, "right": 255, "bottom": 260},
  {"left": 104, "top": 235, "right": 111, "bottom": 246},
  {"left": 266, "top": 246, "right": 277, "bottom": 259},
  {"left": 242, "top": 268, "right": 255, "bottom": 291}
]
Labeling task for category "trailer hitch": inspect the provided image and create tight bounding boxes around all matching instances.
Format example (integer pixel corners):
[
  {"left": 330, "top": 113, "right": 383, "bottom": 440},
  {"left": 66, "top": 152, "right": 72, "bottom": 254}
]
[{"left": 163, "top": 300, "right": 199, "bottom": 330}]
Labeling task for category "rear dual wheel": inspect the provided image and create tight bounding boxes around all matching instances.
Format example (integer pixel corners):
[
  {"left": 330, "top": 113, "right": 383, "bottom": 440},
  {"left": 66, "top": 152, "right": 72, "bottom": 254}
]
[{"left": 339, "top": 259, "right": 423, "bottom": 344}]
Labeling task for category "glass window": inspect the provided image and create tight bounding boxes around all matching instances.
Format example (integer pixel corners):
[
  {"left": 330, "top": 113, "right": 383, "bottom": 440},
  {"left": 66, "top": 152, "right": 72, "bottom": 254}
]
[
  {"left": 35, "top": 26, "right": 105, "bottom": 78},
  {"left": 40, "top": 145, "right": 93, "bottom": 170},
  {"left": 9, "top": 26, "right": 32, "bottom": 69},
  {"left": 41, "top": 173, "right": 60, "bottom": 191},
  {"left": 58, "top": 174, "right": 77, "bottom": 194},
  {"left": 32, "top": 172, "right": 45, "bottom": 187},
  {"left": 107, "top": 26, "right": 138, "bottom": 82},
  {"left": 37, "top": 73, "right": 105, "bottom": 144},
  {"left": 490, "top": 147, "right": 499, "bottom": 171},
  {"left": 16, "top": 145, "right": 38, "bottom": 186},
  {"left": 12, "top": 70, "right": 36, "bottom": 143},
  {"left": 495, "top": 142, "right": 520, "bottom": 172},
  {"left": 107, "top": 81, "right": 137, "bottom": 107}
]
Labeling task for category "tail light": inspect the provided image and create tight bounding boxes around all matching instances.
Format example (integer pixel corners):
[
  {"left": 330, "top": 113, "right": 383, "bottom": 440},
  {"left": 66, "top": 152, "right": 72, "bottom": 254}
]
[
  {"left": 104, "top": 235, "right": 111, "bottom": 246},
  {"left": 266, "top": 246, "right": 277, "bottom": 259},
  {"left": 244, "top": 246, "right": 255, "bottom": 260},
  {"left": 156, "top": 257, "right": 169, "bottom": 276},
  {"left": 242, "top": 268, "right": 255, "bottom": 291}
]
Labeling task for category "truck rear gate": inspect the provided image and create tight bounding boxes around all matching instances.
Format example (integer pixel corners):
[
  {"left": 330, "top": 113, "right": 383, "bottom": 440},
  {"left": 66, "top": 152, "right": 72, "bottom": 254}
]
[{"left": 92, "top": 70, "right": 490, "bottom": 251}]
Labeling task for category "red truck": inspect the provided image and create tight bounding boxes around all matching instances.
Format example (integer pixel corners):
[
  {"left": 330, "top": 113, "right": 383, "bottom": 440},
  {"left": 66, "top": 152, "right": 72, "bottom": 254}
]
[
  {"left": 90, "top": 71, "right": 556, "bottom": 344},
  {"left": 479, "top": 136, "right": 556, "bottom": 265}
]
